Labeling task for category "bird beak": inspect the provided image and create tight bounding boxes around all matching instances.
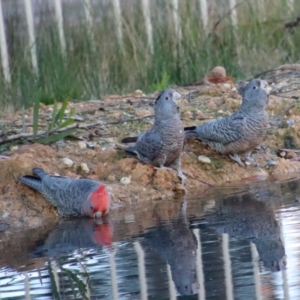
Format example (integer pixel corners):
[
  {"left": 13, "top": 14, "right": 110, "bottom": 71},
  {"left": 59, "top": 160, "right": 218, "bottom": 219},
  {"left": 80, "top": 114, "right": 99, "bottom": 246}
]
[
  {"left": 172, "top": 92, "right": 181, "bottom": 106},
  {"left": 94, "top": 211, "right": 102, "bottom": 219},
  {"left": 172, "top": 91, "right": 181, "bottom": 104},
  {"left": 260, "top": 80, "right": 271, "bottom": 95}
]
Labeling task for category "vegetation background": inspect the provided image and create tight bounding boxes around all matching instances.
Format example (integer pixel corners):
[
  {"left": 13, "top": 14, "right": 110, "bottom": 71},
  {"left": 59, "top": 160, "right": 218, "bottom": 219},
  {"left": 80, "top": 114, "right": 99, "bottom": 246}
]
[{"left": 0, "top": 0, "right": 299, "bottom": 110}]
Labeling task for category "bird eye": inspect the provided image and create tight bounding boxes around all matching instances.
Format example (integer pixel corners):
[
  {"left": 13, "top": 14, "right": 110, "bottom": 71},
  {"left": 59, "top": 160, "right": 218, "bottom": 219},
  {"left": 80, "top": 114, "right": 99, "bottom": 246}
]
[
  {"left": 252, "top": 86, "right": 256, "bottom": 89},
  {"left": 90, "top": 205, "right": 94, "bottom": 211},
  {"left": 165, "top": 97, "right": 169, "bottom": 100}
]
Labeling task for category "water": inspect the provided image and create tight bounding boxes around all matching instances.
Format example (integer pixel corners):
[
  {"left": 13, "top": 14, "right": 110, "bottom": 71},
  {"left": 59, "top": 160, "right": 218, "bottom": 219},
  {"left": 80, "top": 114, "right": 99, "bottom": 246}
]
[{"left": 2, "top": 178, "right": 300, "bottom": 299}]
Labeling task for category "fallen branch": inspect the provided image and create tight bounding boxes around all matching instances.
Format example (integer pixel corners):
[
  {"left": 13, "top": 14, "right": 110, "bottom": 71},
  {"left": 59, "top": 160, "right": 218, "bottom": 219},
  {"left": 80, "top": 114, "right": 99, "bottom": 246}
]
[
  {"left": 208, "top": 0, "right": 247, "bottom": 37},
  {"left": 182, "top": 172, "right": 214, "bottom": 186},
  {"left": 0, "top": 115, "right": 154, "bottom": 145}
]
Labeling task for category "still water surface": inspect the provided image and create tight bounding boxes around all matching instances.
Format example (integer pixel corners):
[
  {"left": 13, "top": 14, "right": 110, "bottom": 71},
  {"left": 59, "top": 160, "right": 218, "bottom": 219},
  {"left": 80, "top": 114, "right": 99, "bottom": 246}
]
[{"left": 1, "top": 178, "right": 300, "bottom": 299}]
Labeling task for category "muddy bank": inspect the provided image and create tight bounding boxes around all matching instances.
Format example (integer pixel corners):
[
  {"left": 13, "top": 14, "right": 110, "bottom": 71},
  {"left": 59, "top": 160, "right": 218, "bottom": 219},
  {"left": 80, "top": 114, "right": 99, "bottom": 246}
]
[{"left": 1, "top": 73, "right": 300, "bottom": 231}]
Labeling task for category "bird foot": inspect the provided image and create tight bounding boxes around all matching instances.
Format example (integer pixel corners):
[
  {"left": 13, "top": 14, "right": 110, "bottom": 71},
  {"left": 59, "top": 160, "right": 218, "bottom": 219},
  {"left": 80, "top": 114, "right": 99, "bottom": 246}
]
[
  {"left": 154, "top": 166, "right": 173, "bottom": 171},
  {"left": 245, "top": 153, "right": 260, "bottom": 168},
  {"left": 229, "top": 154, "right": 245, "bottom": 167},
  {"left": 155, "top": 166, "right": 186, "bottom": 184},
  {"left": 177, "top": 169, "right": 186, "bottom": 184}
]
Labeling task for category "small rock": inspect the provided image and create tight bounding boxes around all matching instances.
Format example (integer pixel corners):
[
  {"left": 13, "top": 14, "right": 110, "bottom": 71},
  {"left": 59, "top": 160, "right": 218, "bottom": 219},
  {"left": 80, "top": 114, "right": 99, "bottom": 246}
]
[
  {"left": 1, "top": 211, "right": 9, "bottom": 218},
  {"left": 195, "top": 110, "right": 208, "bottom": 119},
  {"left": 206, "top": 99, "right": 217, "bottom": 111},
  {"left": 279, "top": 151, "right": 286, "bottom": 157},
  {"left": 73, "top": 115, "right": 85, "bottom": 121},
  {"left": 120, "top": 176, "right": 131, "bottom": 185},
  {"left": 78, "top": 141, "right": 87, "bottom": 149},
  {"left": 182, "top": 111, "right": 192, "bottom": 121},
  {"left": 10, "top": 146, "right": 18, "bottom": 151},
  {"left": 80, "top": 163, "right": 89, "bottom": 174},
  {"left": 87, "top": 142, "right": 96, "bottom": 148},
  {"left": 62, "top": 157, "right": 74, "bottom": 167},
  {"left": 265, "top": 158, "right": 277, "bottom": 167},
  {"left": 198, "top": 155, "right": 211, "bottom": 164},
  {"left": 287, "top": 119, "right": 295, "bottom": 127},
  {"left": 134, "top": 89, "right": 144, "bottom": 95},
  {"left": 223, "top": 83, "right": 231, "bottom": 89}
]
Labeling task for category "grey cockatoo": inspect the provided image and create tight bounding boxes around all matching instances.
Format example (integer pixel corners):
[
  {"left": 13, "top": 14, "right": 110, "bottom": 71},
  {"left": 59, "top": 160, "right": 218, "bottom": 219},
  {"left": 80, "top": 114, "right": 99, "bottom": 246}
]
[
  {"left": 184, "top": 79, "right": 270, "bottom": 167},
  {"left": 122, "top": 88, "right": 185, "bottom": 180},
  {"left": 19, "top": 168, "right": 110, "bottom": 218}
]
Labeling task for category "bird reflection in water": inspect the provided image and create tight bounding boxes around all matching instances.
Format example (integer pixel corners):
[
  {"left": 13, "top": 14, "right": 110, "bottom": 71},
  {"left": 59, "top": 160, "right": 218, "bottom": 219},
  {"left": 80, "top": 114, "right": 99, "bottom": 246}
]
[
  {"left": 142, "top": 200, "right": 200, "bottom": 296},
  {"left": 31, "top": 217, "right": 113, "bottom": 258},
  {"left": 199, "top": 191, "right": 286, "bottom": 272}
]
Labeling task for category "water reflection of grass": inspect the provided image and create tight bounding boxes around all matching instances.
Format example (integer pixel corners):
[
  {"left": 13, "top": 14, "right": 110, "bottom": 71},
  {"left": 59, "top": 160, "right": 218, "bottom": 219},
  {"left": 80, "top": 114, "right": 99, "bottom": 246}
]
[
  {"left": 48, "top": 258, "right": 90, "bottom": 300},
  {"left": 2, "top": 1, "right": 300, "bottom": 110}
]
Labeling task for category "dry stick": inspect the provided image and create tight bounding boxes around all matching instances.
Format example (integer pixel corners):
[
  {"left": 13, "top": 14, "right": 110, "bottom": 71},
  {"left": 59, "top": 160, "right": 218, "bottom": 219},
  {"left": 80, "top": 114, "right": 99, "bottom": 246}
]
[
  {"left": 182, "top": 172, "right": 214, "bottom": 186},
  {"left": 251, "top": 68, "right": 300, "bottom": 81},
  {"left": 0, "top": 115, "right": 154, "bottom": 145},
  {"left": 208, "top": 0, "right": 247, "bottom": 37}
]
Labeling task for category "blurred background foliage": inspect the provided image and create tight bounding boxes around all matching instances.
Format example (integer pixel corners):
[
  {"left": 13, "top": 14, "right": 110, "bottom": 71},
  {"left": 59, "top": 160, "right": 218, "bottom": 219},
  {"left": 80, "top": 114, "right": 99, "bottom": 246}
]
[{"left": 0, "top": 0, "right": 299, "bottom": 111}]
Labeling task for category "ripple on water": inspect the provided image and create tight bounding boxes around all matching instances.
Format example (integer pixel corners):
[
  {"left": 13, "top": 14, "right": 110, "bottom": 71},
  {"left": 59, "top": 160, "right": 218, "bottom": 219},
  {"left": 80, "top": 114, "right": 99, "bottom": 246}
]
[{"left": 2, "top": 178, "right": 300, "bottom": 299}]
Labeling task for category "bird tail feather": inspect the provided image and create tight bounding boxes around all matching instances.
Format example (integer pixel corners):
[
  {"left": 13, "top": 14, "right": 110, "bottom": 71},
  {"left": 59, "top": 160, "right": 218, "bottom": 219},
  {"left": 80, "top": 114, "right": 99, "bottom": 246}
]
[
  {"left": 184, "top": 126, "right": 196, "bottom": 131},
  {"left": 184, "top": 126, "right": 200, "bottom": 138},
  {"left": 121, "top": 136, "right": 138, "bottom": 143},
  {"left": 124, "top": 146, "right": 138, "bottom": 156},
  {"left": 32, "top": 168, "right": 48, "bottom": 179},
  {"left": 19, "top": 175, "right": 43, "bottom": 193}
]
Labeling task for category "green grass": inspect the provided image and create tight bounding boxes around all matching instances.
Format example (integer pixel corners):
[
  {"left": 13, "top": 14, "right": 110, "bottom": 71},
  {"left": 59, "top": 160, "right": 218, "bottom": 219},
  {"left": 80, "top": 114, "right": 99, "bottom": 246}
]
[{"left": 1, "top": 0, "right": 300, "bottom": 111}]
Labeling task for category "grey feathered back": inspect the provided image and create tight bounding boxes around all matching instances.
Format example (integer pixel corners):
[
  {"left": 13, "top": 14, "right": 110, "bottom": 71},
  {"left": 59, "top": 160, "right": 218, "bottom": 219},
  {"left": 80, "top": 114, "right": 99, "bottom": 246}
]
[
  {"left": 19, "top": 168, "right": 100, "bottom": 217},
  {"left": 185, "top": 79, "right": 269, "bottom": 155}
]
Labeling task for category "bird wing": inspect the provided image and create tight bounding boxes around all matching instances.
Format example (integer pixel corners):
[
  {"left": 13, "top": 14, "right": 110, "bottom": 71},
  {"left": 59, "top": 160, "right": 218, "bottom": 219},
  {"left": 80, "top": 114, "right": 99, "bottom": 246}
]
[
  {"left": 196, "top": 115, "right": 245, "bottom": 145},
  {"left": 136, "top": 130, "right": 164, "bottom": 161}
]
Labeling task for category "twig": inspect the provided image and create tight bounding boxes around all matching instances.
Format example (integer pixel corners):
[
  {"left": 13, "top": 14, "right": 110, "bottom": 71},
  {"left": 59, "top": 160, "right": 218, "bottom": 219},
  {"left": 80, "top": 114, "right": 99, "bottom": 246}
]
[
  {"left": 272, "top": 87, "right": 300, "bottom": 95},
  {"left": 251, "top": 68, "right": 300, "bottom": 81},
  {"left": 182, "top": 172, "right": 214, "bottom": 186},
  {"left": 208, "top": 0, "right": 248, "bottom": 37},
  {"left": 0, "top": 115, "right": 154, "bottom": 145},
  {"left": 279, "top": 148, "right": 300, "bottom": 153}
]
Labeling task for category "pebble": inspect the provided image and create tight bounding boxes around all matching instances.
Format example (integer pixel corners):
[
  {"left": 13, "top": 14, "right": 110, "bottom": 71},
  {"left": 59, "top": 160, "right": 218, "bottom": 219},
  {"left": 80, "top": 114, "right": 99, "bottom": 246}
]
[
  {"left": 80, "top": 163, "right": 89, "bottom": 174},
  {"left": 10, "top": 146, "right": 18, "bottom": 151},
  {"left": 78, "top": 141, "right": 87, "bottom": 149},
  {"left": 279, "top": 151, "right": 286, "bottom": 157},
  {"left": 286, "top": 119, "right": 295, "bottom": 127},
  {"left": 87, "top": 142, "right": 96, "bottom": 148},
  {"left": 134, "top": 89, "right": 144, "bottom": 95},
  {"left": 120, "top": 176, "right": 131, "bottom": 185},
  {"left": 198, "top": 155, "right": 211, "bottom": 164},
  {"left": 62, "top": 157, "right": 74, "bottom": 167},
  {"left": 2, "top": 211, "right": 9, "bottom": 218}
]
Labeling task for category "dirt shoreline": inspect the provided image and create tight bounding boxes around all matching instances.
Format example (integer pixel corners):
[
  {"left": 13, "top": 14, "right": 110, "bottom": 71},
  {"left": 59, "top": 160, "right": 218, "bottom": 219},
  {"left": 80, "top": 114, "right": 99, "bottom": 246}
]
[{"left": 1, "top": 78, "right": 300, "bottom": 231}]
